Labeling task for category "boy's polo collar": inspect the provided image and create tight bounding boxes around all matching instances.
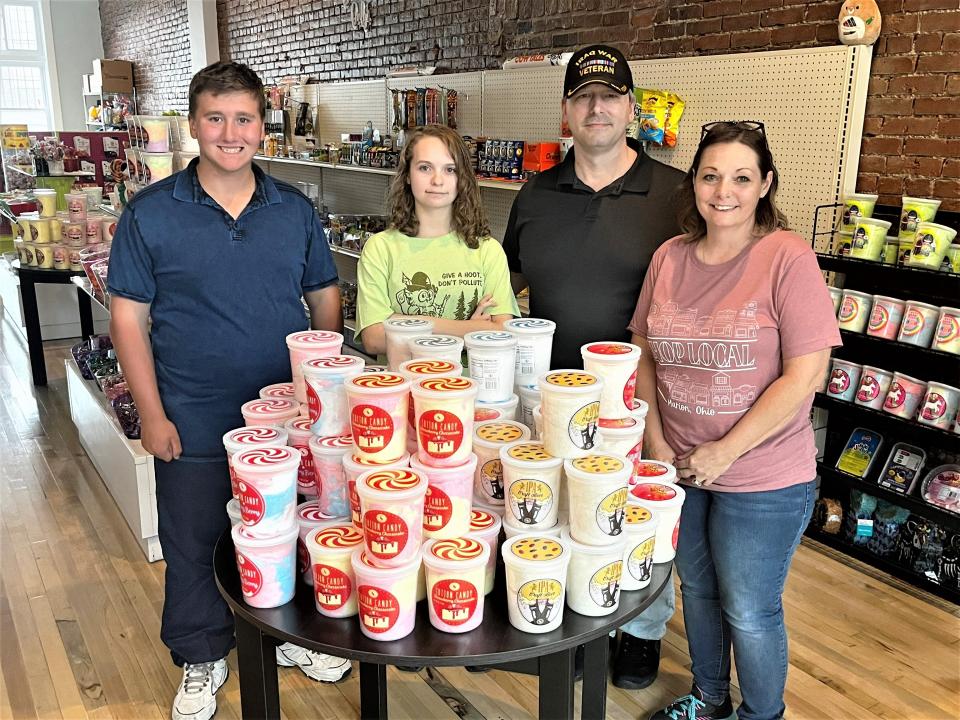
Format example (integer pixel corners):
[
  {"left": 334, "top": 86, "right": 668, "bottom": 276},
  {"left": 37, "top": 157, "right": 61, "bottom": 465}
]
[{"left": 172, "top": 158, "right": 282, "bottom": 207}]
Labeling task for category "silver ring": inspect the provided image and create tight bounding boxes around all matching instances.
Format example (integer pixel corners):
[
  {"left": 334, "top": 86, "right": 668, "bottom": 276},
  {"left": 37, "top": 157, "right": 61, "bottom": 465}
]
[{"left": 693, "top": 478, "right": 704, "bottom": 486}]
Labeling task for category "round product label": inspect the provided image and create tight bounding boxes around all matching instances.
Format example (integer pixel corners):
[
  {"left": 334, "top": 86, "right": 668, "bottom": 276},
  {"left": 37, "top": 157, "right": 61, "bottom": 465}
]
[
  {"left": 314, "top": 564, "right": 352, "bottom": 611},
  {"left": 418, "top": 410, "right": 465, "bottom": 459},
  {"left": 476, "top": 422, "right": 525, "bottom": 443},
  {"left": 568, "top": 401, "right": 601, "bottom": 450},
  {"left": 921, "top": 392, "right": 946, "bottom": 421},
  {"left": 633, "top": 483, "right": 677, "bottom": 501},
  {"left": 517, "top": 578, "right": 563, "bottom": 626},
  {"left": 351, "top": 405, "right": 395, "bottom": 453},
  {"left": 545, "top": 371, "right": 597, "bottom": 387},
  {"left": 469, "top": 509, "right": 497, "bottom": 531},
  {"left": 937, "top": 314, "right": 959, "bottom": 344},
  {"left": 480, "top": 459, "right": 504, "bottom": 500},
  {"left": 868, "top": 304, "right": 889, "bottom": 331},
  {"left": 573, "top": 454, "right": 625, "bottom": 474},
  {"left": 509, "top": 479, "right": 553, "bottom": 525},
  {"left": 507, "top": 443, "right": 554, "bottom": 462},
  {"left": 628, "top": 538, "right": 655, "bottom": 581},
  {"left": 586, "top": 343, "right": 633, "bottom": 355},
  {"left": 358, "top": 585, "right": 400, "bottom": 632},
  {"left": 236, "top": 551, "right": 262, "bottom": 597},
  {"left": 511, "top": 537, "right": 563, "bottom": 560},
  {"left": 838, "top": 297, "right": 860, "bottom": 323},
  {"left": 596, "top": 488, "right": 628, "bottom": 536},
  {"left": 432, "top": 579, "right": 479, "bottom": 626},
  {"left": 238, "top": 481, "right": 265, "bottom": 524},
  {"left": 423, "top": 485, "right": 454, "bottom": 531},
  {"left": 430, "top": 537, "right": 485, "bottom": 560},
  {"left": 363, "top": 510, "right": 409, "bottom": 560},
  {"left": 856, "top": 374, "right": 881, "bottom": 402},
  {"left": 589, "top": 560, "right": 623, "bottom": 608},
  {"left": 307, "top": 384, "right": 323, "bottom": 423},
  {"left": 900, "top": 308, "right": 924, "bottom": 337},
  {"left": 884, "top": 381, "right": 906, "bottom": 410}
]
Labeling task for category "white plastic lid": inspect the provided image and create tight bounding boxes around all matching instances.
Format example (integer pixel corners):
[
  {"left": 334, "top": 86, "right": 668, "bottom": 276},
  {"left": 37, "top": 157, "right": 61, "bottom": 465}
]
[
  {"left": 422, "top": 537, "right": 490, "bottom": 572},
  {"left": 474, "top": 420, "right": 531, "bottom": 448},
  {"left": 240, "top": 398, "right": 300, "bottom": 421},
  {"left": 346, "top": 373, "right": 411, "bottom": 395},
  {"left": 306, "top": 524, "right": 364, "bottom": 556},
  {"left": 871, "top": 295, "right": 904, "bottom": 306},
  {"left": 598, "top": 416, "right": 643, "bottom": 438},
  {"left": 518, "top": 384, "right": 541, "bottom": 401},
  {"left": 399, "top": 358, "right": 462, "bottom": 379},
  {"left": 297, "top": 501, "right": 341, "bottom": 527},
  {"left": 623, "top": 504, "right": 658, "bottom": 533},
  {"left": 504, "top": 318, "right": 556, "bottom": 335},
  {"left": 410, "top": 334, "right": 463, "bottom": 349},
  {"left": 633, "top": 460, "right": 677, "bottom": 484},
  {"left": 925, "top": 381, "right": 960, "bottom": 396},
  {"left": 283, "top": 416, "right": 314, "bottom": 441},
  {"left": 285, "top": 330, "right": 343, "bottom": 350},
  {"left": 232, "top": 521, "right": 298, "bottom": 548},
  {"left": 468, "top": 507, "right": 502, "bottom": 535},
  {"left": 904, "top": 300, "right": 941, "bottom": 313},
  {"left": 854, "top": 217, "right": 890, "bottom": 229},
  {"left": 477, "top": 393, "right": 519, "bottom": 410},
  {"left": 233, "top": 446, "right": 301, "bottom": 474},
  {"left": 564, "top": 453, "right": 632, "bottom": 483},
  {"left": 539, "top": 369, "right": 603, "bottom": 394},
  {"left": 259, "top": 382, "right": 295, "bottom": 400},
  {"left": 309, "top": 434, "right": 354, "bottom": 456},
  {"left": 222, "top": 425, "right": 288, "bottom": 455},
  {"left": 499, "top": 441, "right": 563, "bottom": 470},
  {"left": 501, "top": 533, "right": 571, "bottom": 570},
  {"left": 841, "top": 289, "right": 872, "bottom": 300},
  {"left": 226, "top": 498, "right": 242, "bottom": 523},
  {"left": 385, "top": 318, "right": 434, "bottom": 333},
  {"left": 302, "top": 355, "right": 365, "bottom": 377},
  {"left": 464, "top": 330, "right": 517, "bottom": 348},
  {"left": 560, "top": 527, "right": 626, "bottom": 555},
  {"left": 629, "top": 481, "right": 686, "bottom": 509},
  {"left": 410, "top": 376, "right": 478, "bottom": 400},
  {"left": 355, "top": 467, "right": 427, "bottom": 503},
  {"left": 581, "top": 341, "right": 642, "bottom": 364}
]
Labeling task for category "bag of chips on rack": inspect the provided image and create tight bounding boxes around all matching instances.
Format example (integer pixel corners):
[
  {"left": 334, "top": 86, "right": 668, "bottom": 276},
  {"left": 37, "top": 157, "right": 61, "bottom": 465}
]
[
  {"left": 663, "top": 93, "right": 685, "bottom": 148},
  {"left": 637, "top": 89, "right": 668, "bottom": 145}
]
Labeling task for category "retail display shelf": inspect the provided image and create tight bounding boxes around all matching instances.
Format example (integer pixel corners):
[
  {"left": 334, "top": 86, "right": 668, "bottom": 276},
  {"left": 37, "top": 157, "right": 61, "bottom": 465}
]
[
  {"left": 517, "top": 296, "right": 529, "bottom": 317},
  {"left": 816, "top": 253, "right": 959, "bottom": 302},
  {"left": 255, "top": 154, "right": 525, "bottom": 191},
  {"left": 835, "top": 330, "right": 959, "bottom": 385},
  {"left": 6, "top": 164, "right": 35, "bottom": 177},
  {"left": 99, "top": 204, "right": 121, "bottom": 218},
  {"left": 71, "top": 276, "right": 110, "bottom": 313},
  {"left": 328, "top": 244, "right": 361, "bottom": 259},
  {"left": 804, "top": 526, "right": 959, "bottom": 605},
  {"left": 65, "top": 358, "right": 161, "bottom": 562},
  {"left": 816, "top": 462, "right": 960, "bottom": 533},
  {"left": 343, "top": 317, "right": 356, "bottom": 332},
  {"left": 813, "top": 393, "right": 960, "bottom": 452}
]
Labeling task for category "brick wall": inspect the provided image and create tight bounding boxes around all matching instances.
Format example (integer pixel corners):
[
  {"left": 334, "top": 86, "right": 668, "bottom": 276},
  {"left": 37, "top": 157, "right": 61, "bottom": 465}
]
[
  {"left": 99, "top": 0, "right": 192, "bottom": 115},
  {"left": 100, "top": 0, "right": 958, "bottom": 210}
]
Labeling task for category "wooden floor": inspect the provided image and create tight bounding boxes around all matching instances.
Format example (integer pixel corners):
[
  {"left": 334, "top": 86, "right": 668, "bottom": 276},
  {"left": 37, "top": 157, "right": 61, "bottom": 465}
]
[{"left": 1, "top": 321, "right": 958, "bottom": 720}]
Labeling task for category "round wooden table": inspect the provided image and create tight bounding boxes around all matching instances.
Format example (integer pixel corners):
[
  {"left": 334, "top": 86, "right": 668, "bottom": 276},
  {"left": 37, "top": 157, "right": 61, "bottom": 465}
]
[{"left": 214, "top": 532, "right": 672, "bottom": 720}]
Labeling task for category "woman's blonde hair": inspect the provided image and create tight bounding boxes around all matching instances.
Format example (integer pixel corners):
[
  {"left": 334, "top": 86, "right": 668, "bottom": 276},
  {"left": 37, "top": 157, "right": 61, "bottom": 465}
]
[{"left": 387, "top": 125, "right": 490, "bottom": 249}]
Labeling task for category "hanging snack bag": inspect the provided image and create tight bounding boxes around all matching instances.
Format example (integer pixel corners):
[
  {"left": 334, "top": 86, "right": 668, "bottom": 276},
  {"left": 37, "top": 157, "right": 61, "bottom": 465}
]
[
  {"left": 663, "top": 93, "right": 684, "bottom": 148},
  {"left": 446, "top": 89, "right": 458, "bottom": 129},
  {"left": 637, "top": 90, "right": 668, "bottom": 145}
]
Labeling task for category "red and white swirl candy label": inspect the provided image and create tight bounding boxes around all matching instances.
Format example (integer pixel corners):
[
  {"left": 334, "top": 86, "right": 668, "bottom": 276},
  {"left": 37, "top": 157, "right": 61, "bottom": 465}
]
[
  {"left": 227, "top": 426, "right": 282, "bottom": 445},
  {"left": 305, "top": 355, "right": 361, "bottom": 369},
  {"left": 238, "top": 481, "right": 265, "bottom": 524},
  {"left": 405, "top": 360, "right": 458, "bottom": 375},
  {"left": 290, "top": 330, "right": 341, "bottom": 345},
  {"left": 314, "top": 526, "right": 364, "bottom": 548},
  {"left": 418, "top": 410, "right": 465, "bottom": 460},
  {"left": 423, "top": 485, "right": 454, "bottom": 531},
  {"left": 236, "top": 446, "right": 299, "bottom": 468},
  {"left": 236, "top": 551, "right": 263, "bottom": 597},
  {"left": 358, "top": 585, "right": 400, "bottom": 633},
  {"left": 431, "top": 579, "right": 479, "bottom": 626},
  {"left": 351, "top": 405, "right": 395, "bottom": 453},
  {"left": 314, "top": 565, "right": 353, "bottom": 611},
  {"left": 363, "top": 510, "right": 409, "bottom": 560},
  {"left": 470, "top": 509, "right": 496, "bottom": 531}
]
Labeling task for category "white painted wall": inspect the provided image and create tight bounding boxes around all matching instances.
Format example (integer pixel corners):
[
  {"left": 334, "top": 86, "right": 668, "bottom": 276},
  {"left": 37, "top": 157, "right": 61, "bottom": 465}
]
[{"left": 47, "top": 0, "right": 103, "bottom": 131}]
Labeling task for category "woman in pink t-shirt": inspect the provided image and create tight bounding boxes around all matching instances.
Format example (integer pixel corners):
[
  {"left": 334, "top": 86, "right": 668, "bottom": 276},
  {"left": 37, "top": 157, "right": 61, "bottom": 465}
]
[{"left": 633, "top": 123, "right": 840, "bottom": 720}]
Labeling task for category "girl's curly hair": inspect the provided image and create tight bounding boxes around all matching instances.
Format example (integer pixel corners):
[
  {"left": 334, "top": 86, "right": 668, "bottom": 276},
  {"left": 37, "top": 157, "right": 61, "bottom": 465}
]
[{"left": 387, "top": 125, "right": 490, "bottom": 249}]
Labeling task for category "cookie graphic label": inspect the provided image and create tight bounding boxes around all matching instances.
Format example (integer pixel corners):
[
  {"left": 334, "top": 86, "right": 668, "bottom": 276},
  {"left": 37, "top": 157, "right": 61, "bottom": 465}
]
[
  {"left": 431, "top": 579, "right": 479, "bottom": 626},
  {"left": 351, "top": 404, "right": 395, "bottom": 453},
  {"left": 589, "top": 560, "right": 623, "bottom": 608},
  {"left": 508, "top": 479, "right": 553, "bottom": 525},
  {"left": 418, "top": 410, "right": 465, "bottom": 460},
  {"left": 313, "top": 564, "right": 352, "bottom": 611},
  {"left": 358, "top": 586, "right": 400, "bottom": 633},
  {"left": 596, "top": 487, "right": 628, "bottom": 536},
  {"left": 363, "top": 510, "right": 409, "bottom": 560},
  {"left": 568, "top": 401, "right": 600, "bottom": 450},
  {"left": 517, "top": 578, "right": 563, "bottom": 626}
]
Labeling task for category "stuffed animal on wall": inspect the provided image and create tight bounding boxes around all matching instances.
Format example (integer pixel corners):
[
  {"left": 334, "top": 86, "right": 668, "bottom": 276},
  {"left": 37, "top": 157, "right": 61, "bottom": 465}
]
[{"left": 838, "top": 0, "right": 882, "bottom": 45}]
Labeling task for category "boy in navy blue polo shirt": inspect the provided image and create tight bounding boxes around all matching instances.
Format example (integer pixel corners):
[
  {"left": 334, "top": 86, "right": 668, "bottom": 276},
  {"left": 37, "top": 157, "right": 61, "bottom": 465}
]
[{"left": 108, "top": 62, "right": 348, "bottom": 720}]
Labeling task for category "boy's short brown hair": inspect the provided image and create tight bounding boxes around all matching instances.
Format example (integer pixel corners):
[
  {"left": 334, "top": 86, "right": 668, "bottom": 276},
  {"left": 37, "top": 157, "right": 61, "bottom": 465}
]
[{"left": 188, "top": 61, "right": 265, "bottom": 120}]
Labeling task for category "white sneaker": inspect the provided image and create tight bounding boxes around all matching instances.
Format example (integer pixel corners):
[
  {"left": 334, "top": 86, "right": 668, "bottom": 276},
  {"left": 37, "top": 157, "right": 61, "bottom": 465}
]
[
  {"left": 171, "top": 658, "right": 228, "bottom": 720},
  {"left": 276, "top": 642, "right": 351, "bottom": 683}
]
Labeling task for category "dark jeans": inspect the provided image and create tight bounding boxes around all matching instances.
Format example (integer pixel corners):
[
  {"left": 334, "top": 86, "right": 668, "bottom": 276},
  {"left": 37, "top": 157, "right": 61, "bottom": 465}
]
[
  {"left": 675, "top": 481, "right": 816, "bottom": 720},
  {"left": 156, "top": 458, "right": 236, "bottom": 666}
]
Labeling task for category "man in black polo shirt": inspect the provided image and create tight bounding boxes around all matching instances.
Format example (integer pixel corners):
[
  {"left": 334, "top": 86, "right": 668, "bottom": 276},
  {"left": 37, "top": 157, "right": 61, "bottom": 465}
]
[{"left": 503, "top": 44, "right": 684, "bottom": 691}]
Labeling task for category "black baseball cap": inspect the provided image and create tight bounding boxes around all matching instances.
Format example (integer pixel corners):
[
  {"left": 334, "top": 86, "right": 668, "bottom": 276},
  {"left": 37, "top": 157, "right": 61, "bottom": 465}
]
[{"left": 563, "top": 45, "right": 633, "bottom": 98}]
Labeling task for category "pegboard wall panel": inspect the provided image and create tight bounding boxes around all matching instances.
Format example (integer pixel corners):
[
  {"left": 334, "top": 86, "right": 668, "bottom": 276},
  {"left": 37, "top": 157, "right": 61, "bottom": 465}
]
[
  {"left": 387, "top": 72, "right": 483, "bottom": 138},
  {"left": 633, "top": 45, "right": 869, "bottom": 240},
  {"left": 315, "top": 80, "right": 387, "bottom": 146},
  {"left": 320, "top": 168, "right": 390, "bottom": 216},
  {"left": 254, "top": 158, "right": 325, "bottom": 191},
  {"left": 481, "top": 67, "right": 564, "bottom": 140},
  {"left": 481, "top": 186, "right": 516, "bottom": 244}
]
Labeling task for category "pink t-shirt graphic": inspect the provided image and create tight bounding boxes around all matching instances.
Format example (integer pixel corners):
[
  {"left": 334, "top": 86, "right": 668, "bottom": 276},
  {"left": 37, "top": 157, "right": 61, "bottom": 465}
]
[{"left": 629, "top": 230, "right": 841, "bottom": 492}]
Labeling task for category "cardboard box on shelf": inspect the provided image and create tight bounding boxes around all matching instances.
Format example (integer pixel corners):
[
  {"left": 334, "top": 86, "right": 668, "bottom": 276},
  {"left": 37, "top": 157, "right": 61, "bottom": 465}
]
[
  {"left": 83, "top": 73, "right": 99, "bottom": 95},
  {"left": 522, "top": 142, "right": 560, "bottom": 171},
  {"left": 93, "top": 59, "right": 134, "bottom": 93}
]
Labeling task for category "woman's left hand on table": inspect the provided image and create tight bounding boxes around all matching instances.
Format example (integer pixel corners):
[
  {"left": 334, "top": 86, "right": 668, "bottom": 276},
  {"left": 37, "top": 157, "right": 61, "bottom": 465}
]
[{"left": 675, "top": 440, "right": 737, "bottom": 488}]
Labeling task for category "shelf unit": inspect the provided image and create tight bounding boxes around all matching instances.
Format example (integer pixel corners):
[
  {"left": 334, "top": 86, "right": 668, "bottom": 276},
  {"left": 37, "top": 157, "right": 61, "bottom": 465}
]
[
  {"left": 65, "top": 357, "right": 161, "bottom": 561},
  {"left": 82, "top": 88, "right": 137, "bottom": 131},
  {"left": 811, "top": 216, "right": 960, "bottom": 603}
]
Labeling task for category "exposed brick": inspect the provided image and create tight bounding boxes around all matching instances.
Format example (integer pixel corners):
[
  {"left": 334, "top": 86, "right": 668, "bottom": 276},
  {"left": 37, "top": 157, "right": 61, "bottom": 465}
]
[
  {"left": 861, "top": 136, "right": 904, "bottom": 155},
  {"left": 887, "top": 74, "right": 947, "bottom": 95},
  {"left": 904, "top": 137, "right": 960, "bottom": 156},
  {"left": 741, "top": 0, "right": 780, "bottom": 11},
  {"left": 729, "top": 29, "right": 771, "bottom": 47},
  {"left": 881, "top": 116, "right": 939, "bottom": 135},
  {"left": 914, "top": 32, "right": 943, "bottom": 51},
  {"left": 702, "top": 0, "right": 741, "bottom": 18},
  {"left": 914, "top": 96, "right": 960, "bottom": 115},
  {"left": 905, "top": 177, "right": 934, "bottom": 196},
  {"left": 940, "top": 118, "right": 960, "bottom": 137},
  {"left": 858, "top": 155, "right": 886, "bottom": 173},
  {"left": 867, "top": 76, "right": 889, "bottom": 95},
  {"left": 864, "top": 97, "right": 914, "bottom": 117},
  {"left": 862, "top": 117, "right": 884, "bottom": 135},
  {"left": 870, "top": 54, "right": 917, "bottom": 74},
  {"left": 722, "top": 13, "right": 760, "bottom": 31},
  {"left": 883, "top": 13, "right": 920, "bottom": 33},
  {"left": 856, "top": 174, "right": 879, "bottom": 193},
  {"left": 943, "top": 159, "right": 960, "bottom": 178},
  {"left": 905, "top": 0, "right": 960, "bottom": 9},
  {"left": 761, "top": 6, "right": 805, "bottom": 26},
  {"left": 877, "top": 176, "right": 905, "bottom": 196},
  {"left": 694, "top": 33, "right": 731, "bottom": 51},
  {"left": 670, "top": 4, "right": 703, "bottom": 20},
  {"left": 772, "top": 24, "right": 818, "bottom": 44},
  {"left": 944, "top": 33, "right": 960, "bottom": 50},
  {"left": 925, "top": 11, "right": 960, "bottom": 31},
  {"left": 687, "top": 17, "right": 723, "bottom": 33},
  {"left": 917, "top": 52, "right": 960, "bottom": 72},
  {"left": 882, "top": 35, "right": 914, "bottom": 54},
  {"left": 804, "top": 3, "right": 838, "bottom": 21}
]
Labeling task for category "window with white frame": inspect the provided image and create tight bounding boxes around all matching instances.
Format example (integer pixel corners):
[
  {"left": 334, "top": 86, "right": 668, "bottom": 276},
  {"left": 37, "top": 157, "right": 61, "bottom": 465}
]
[{"left": 0, "top": 0, "right": 53, "bottom": 130}]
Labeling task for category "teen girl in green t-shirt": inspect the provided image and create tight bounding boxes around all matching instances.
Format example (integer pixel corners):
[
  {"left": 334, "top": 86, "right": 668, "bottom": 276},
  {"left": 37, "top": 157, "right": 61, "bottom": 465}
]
[{"left": 356, "top": 125, "right": 519, "bottom": 354}]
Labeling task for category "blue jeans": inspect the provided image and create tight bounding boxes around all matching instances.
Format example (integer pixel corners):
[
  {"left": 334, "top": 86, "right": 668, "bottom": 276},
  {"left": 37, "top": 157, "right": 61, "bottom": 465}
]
[
  {"left": 618, "top": 569, "right": 675, "bottom": 639},
  {"left": 676, "top": 481, "right": 815, "bottom": 720}
]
